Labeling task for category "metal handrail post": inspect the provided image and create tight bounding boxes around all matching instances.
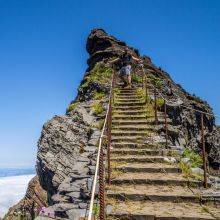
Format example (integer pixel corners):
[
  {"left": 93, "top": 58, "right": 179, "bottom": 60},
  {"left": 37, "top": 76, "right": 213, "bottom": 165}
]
[
  {"left": 99, "top": 145, "right": 105, "bottom": 220},
  {"left": 145, "top": 77, "right": 148, "bottom": 104},
  {"left": 164, "top": 100, "right": 168, "bottom": 148},
  {"left": 154, "top": 88, "right": 158, "bottom": 124},
  {"left": 107, "top": 99, "right": 112, "bottom": 184},
  {"left": 201, "top": 113, "right": 208, "bottom": 188}
]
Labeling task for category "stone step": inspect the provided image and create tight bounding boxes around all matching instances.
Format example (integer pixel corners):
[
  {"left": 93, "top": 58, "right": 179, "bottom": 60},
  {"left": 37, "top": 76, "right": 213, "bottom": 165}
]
[
  {"left": 110, "top": 172, "right": 203, "bottom": 187},
  {"left": 112, "top": 120, "right": 148, "bottom": 126},
  {"left": 111, "top": 155, "right": 170, "bottom": 163},
  {"left": 107, "top": 200, "right": 218, "bottom": 220},
  {"left": 112, "top": 125, "right": 152, "bottom": 131},
  {"left": 111, "top": 148, "right": 179, "bottom": 157},
  {"left": 112, "top": 142, "right": 165, "bottom": 149},
  {"left": 114, "top": 162, "right": 181, "bottom": 173},
  {"left": 113, "top": 110, "right": 147, "bottom": 115},
  {"left": 115, "top": 98, "right": 143, "bottom": 103},
  {"left": 111, "top": 131, "right": 149, "bottom": 136},
  {"left": 111, "top": 136, "right": 146, "bottom": 143},
  {"left": 114, "top": 102, "right": 145, "bottom": 107},
  {"left": 112, "top": 115, "right": 147, "bottom": 120},
  {"left": 117, "top": 88, "right": 138, "bottom": 92},
  {"left": 113, "top": 106, "right": 145, "bottom": 111},
  {"left": 111, "top": 148, "right": 162, "bottom": 156},
  {"left": 115, "top": 95, "right": 142, "bottom": 99},
  {"left": 116, "top": 90, "right": 137, "bottom": 94},
  {"left": 115, "top": 91, "right": 138, "bottom": 95},
  {"left": 106, "top": 184, "right": 217, "bottom": 203}
]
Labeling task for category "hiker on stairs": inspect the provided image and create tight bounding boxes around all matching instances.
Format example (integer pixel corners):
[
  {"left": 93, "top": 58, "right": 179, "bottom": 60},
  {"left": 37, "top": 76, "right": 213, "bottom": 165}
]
[{"left": 109, "top": 53, "right": 141, "bottom": 88}]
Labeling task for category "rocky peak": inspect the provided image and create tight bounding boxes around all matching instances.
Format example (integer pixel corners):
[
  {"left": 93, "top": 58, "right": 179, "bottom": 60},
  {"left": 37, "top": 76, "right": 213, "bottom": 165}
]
[
  {"left": 5, "top": 28, "right": 220, "bottom": 219},
  {"left": 86, "top": 28, "right": 139, "bottom": 68}
]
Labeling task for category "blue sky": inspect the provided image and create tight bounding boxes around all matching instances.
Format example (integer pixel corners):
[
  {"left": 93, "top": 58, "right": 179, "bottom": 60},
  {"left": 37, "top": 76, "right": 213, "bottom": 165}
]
[{"left": 0, "top": 0, "right": 219, "bottom": 168}]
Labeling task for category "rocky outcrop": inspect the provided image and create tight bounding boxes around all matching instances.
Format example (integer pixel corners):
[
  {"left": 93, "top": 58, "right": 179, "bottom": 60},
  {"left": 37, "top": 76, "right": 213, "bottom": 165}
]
[
  {"left": 146, "top": 67, "right": 220, "bottom": 170},
  {"left": 8, "top": 28, "right": 219, "bottom": 219},
  {"left": 4, "top": 176, "right": 47, "bottom": 220},
  {"left": 85, "top": 28, "right": 220, "bottom": 170}
]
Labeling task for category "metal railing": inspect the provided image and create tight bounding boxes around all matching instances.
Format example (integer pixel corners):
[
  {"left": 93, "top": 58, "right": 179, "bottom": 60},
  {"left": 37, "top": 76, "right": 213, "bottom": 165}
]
[
  {"left": 87, "top": 71, "right": 115, "bottom": 220},
  {"left": 142, "top": 68, "right": 220, "bottom": 188}
]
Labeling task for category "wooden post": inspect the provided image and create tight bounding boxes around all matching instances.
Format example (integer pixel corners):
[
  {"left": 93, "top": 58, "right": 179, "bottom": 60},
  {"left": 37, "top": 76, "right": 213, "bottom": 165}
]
[{"left": 201, "top": 113, "right": 208, "bottom": 188}]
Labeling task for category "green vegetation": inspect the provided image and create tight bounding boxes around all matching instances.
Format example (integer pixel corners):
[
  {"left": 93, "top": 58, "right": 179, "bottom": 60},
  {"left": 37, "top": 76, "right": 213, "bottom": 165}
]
[
  {"left": 80, "top": 62, "right": 113, "bottom": 89},
  {"left": 93, "top": 203, "right": 100, "bottom": 216},
  {"left": 93, "top": 91, "right": 106, "bottom": 100},
  {"left": 179, "top": 160, "right": 203, "bottom": 181},
  {"left": 136, "top": 88, "right": 144, "bottom": 96},
  {"left": 182, "top": 148, "right": 202, "bottom": 168},
  {"left": 66, "top": 103, "right": 78, "bottom": 113},
  {"left": 98, "top": 119, "right": 105, "bottom": 130},
  {"left": 179, "top": 148, "right": 203, "bottom": 180},
  {"left": 179, "top": 161, "right": 192, "bottom": 178},
  {"left": 92, "top": 102, "right": 105, "bottom": 116},
  {"left": 148, "top": 74, "right": 163, "bottom": 89},
  {"left": 114, "top": 88, "right": 120, "bottom": 95},
  {"left": 156, "top": 98, "right": 165, "bottom": 107},
  {"left": 132, "top": 74, "right": 142, "bottom": 84}
]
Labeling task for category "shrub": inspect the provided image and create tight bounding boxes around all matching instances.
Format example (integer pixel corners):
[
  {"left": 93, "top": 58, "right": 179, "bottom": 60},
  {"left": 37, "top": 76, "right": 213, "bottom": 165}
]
[
  {"left": 179, "top": 161, "right": 192, "bottom": 178},
  {"left": 182, "top": 148, "right": 203, "bottom": 168},
  {"left": 98, "top": 119, "right": 105, "bottom": 130},
  {"left": 80, "top": 62, "right": 113, "bottom": 89},
  {"left": 93, "top": 204, "right": 100, "bottom": 216},
  {"left": 92, "top": 102, "right": 105, "bottom": 116},
  {"left": 66, "top": 103, "right": 78, "bottom": 113},
  {"left": 156, "top": 98, "right": 165, "bottom": 107},
  {"left": 114, "top": 88, "right": 120, "bottom": 95},
  {"left": 149, "top": 74, "right": 163, "bottom": 89},
  {"left": 93, "top": 91, "right": 106, "bottom": 100},
  {"left": 132, "top": 74, "right": 142, "bottom": 83},
  {"left": 136, "top": 88, "right": 144, "bottom": 96}
]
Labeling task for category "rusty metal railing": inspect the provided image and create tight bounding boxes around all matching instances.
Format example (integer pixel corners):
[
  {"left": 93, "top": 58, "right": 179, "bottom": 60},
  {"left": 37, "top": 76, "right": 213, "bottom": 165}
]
[
  {"left": 87, "top": 70, "right": 115, "bottom": 220},
  {"left": 142, "top": 69, "right": 220, "bottom": 188}
]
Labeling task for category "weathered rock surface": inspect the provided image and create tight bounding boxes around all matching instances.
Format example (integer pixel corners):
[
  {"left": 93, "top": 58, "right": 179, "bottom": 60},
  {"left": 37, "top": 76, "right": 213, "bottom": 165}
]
[{"left": 36, "top": 105, "right": 102, "bottom": 218}]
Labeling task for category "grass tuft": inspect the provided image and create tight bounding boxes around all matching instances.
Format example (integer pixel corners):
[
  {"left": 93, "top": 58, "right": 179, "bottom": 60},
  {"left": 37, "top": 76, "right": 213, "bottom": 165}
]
[
  {"left": 66, "top": 103, "right": 78, "bottom": 113},
  {"left": 92, "top": 102, "right": 105, "bottom": 116}
]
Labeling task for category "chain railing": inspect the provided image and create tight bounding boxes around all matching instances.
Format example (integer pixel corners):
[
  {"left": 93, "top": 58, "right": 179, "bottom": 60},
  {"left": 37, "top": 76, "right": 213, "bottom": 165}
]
[
  {"left": 142, "top": 68, "right": 220, "bottom": 188},
  {"left": 87, "top": 71, "right": 115, "bottom": 220}
]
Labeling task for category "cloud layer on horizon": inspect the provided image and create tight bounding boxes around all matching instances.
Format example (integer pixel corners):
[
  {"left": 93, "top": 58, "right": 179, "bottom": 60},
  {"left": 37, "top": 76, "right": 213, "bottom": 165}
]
[{"left": 0, "top": 174, "right": 34, "bottom": 217}]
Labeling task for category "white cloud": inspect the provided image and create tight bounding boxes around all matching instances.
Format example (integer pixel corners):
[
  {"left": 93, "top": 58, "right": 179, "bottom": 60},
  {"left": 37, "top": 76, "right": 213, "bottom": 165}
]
[{"left": 0, "top": 174, "right": 35, "bottom": 217}]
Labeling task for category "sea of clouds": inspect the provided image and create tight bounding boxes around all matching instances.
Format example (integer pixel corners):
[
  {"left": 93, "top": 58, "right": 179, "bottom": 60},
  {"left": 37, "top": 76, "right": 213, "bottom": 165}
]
[{"left": 0, "top": 174, "right": 35, "bottom": 218}]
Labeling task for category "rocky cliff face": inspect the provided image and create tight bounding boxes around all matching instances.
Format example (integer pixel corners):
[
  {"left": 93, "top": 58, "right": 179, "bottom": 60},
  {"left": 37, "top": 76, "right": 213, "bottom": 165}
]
[{"left": 6, "top": 29, "right": 220, "bottom": 219}]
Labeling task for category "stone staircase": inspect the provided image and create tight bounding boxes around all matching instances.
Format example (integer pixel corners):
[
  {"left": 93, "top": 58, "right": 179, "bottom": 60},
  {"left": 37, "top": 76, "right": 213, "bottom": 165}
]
[{"left": 106, "top": 86, "right": 220, "bottom": 220}]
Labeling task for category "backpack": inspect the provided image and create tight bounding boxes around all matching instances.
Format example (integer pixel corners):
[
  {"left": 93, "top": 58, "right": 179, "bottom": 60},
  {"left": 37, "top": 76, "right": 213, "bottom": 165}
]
[{"left": 119, "top": 66, "right": 126, "bottom": 76}]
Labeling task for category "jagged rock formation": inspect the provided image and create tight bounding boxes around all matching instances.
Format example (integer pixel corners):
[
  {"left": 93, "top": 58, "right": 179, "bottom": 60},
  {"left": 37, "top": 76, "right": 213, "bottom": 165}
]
[
  {"left": 85, "top": 28, "right": 220, "bottom": 170},
  {"left": 6, "top": 29, "right": 220, "bottom": 219},
  {"left": 4, "top": 176, "right": 47, "bottom": 220}
]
